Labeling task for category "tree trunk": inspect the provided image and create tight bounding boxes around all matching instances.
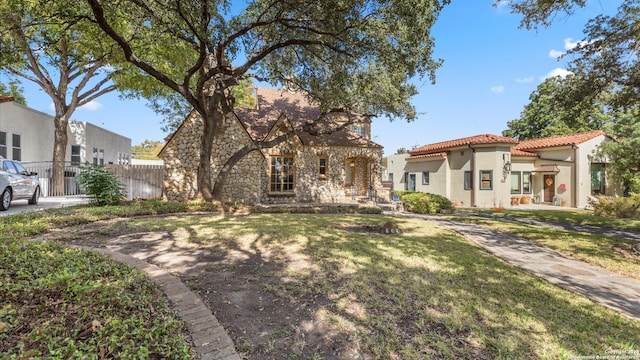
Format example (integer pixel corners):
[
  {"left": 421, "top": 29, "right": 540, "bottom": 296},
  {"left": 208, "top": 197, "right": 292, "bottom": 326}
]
[
  {"left": 196, "top": 92, "right": 226, "bottom": 201},
  {"left": 51, "top": 114, "right": 69, "bottom": 197}
]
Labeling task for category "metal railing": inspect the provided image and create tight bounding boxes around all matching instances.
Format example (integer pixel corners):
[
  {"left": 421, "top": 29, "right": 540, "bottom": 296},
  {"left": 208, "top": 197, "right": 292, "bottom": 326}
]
[{"left": 22, "top": 161, "right": 82, "bottom": 197}]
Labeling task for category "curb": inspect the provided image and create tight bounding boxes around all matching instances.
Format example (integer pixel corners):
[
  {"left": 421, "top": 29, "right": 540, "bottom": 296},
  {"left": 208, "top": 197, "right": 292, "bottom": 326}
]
[{"left": 90, "top": 247, "right": 241, "bottom": 360}]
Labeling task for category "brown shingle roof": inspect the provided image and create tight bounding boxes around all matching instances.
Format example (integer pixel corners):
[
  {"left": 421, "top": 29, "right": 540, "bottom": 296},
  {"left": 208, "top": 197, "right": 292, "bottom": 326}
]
[
  {"left": 0, "top": 96, "right": 14, "bottom": 103},
  {"left": 514, "top": 130, "right": 607, "bottom": 151},
  {"left": 410, "top": 134, "right": 519, "bottom": 156},
  {"left": 234, "top": 87, "right": 381, "bottom": 148}
]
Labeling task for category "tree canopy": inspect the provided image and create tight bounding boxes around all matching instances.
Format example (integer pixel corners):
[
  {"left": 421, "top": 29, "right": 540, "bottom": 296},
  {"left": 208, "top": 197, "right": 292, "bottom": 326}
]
[
  {"left": 0, "top": 0, "right": 123, "bottom": 195},
  {"left": 84, "top": 0, "right": 450, "bottom": 200},
  {"left": 0, "top": 80, "right": 26, "bottom": 105},
  {"left": 502, "top": 76, "right": 611, "bottom": 140}
]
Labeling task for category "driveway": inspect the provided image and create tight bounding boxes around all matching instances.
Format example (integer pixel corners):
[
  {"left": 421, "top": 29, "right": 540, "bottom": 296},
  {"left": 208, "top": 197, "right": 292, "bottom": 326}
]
[{"left": 0, "top": 196, "right": 89, "bottom": 216}]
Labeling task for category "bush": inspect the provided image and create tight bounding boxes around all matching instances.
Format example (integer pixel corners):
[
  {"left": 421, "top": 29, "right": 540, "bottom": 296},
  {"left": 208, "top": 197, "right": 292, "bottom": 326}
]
[
  {"left": 589, "top": 195, "right": 640, "bottom": 219},
  {"left": 399, "top": 192, "right": 454, "bottom": 214},
  {"left": 77, "top": 163, "right": 126, "bottom": 206}
]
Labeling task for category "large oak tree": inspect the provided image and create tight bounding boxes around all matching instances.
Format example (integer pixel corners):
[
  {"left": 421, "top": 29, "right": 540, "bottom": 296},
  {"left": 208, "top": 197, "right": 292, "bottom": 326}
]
[
  {"left": 0, "top": 0, "right": 125, "bottom": 196},
  {"left": 83, "top": 0, "right": 449, "bottom": 201}
]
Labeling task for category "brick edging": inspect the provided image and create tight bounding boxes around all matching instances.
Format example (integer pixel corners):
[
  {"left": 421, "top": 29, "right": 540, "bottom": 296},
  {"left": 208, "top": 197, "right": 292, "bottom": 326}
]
[{"left": 89, "top": 247, "right": 241, "bottom": 360}]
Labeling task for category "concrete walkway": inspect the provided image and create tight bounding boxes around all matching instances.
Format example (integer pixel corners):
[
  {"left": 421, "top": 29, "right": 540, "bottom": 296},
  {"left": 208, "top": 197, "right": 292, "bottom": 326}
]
[{"left": 387, "top": 211, "right": 640, "bottom": 321}]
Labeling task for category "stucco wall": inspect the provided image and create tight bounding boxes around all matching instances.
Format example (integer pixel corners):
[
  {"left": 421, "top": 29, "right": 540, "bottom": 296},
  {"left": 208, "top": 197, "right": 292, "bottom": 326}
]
[{"left": 0, "top": 102, "right": 131, "bottom": 164}]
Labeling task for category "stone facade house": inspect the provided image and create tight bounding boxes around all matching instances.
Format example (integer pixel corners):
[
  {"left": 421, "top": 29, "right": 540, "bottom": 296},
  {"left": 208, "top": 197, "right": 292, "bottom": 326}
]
[
  {"left": 160, "top": 87, "right": 386, "bottom": 204},
  {"left": 386, "top": 130, "right": 621, "bottom": 208}
]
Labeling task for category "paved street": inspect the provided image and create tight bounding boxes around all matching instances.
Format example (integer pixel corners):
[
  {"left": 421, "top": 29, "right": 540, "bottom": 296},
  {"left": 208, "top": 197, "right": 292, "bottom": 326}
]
[{"left": 0, "top": 196, "right": 89, "bottom": 216}]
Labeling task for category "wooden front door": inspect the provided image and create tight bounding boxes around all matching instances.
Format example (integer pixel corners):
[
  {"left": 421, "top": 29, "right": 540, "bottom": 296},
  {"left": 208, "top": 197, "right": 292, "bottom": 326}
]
[{"left": 543, "top": 175, "right": 555, "bottom": 203}]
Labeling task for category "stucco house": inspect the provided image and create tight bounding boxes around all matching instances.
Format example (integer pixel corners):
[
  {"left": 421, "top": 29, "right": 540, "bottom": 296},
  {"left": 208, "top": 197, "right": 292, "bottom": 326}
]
[
  {"left": 0, "top": 95, "right": 132, "bottom": 196},
  {"left": 160, "top": 87, "right": 387, "bottom": 204},
  {"left": 386, "top": 130, "right": 620, "bottom": 208},
  {"left": 0, "top": 96, "right": 131, "bottom": 165}
]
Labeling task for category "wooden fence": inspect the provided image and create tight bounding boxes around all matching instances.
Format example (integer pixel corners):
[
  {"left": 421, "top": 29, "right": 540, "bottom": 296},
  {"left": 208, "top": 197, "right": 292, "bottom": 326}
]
[{"left": 106, "top": 164, "right": 164, "bottom": 200}]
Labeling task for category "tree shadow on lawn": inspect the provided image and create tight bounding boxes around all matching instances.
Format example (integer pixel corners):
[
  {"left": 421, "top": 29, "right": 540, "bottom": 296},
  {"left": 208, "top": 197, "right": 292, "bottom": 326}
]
[{"left": 47, "top": 214, "right": 640, "bottom": 359}]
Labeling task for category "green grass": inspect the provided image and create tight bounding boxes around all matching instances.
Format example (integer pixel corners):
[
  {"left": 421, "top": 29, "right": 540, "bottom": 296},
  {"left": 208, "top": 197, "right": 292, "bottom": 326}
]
[
  {"left": 99, "top": 213, "right": 639, "bottom": 359},
  {"left": 468, "top": 208, "right": 640, "bottom": 231},
  {"left": 0, "top": 200, "right": 216, "bottom": 359},
  {"left": 447, "top": 213, "right": 640, "bottom": 280}
]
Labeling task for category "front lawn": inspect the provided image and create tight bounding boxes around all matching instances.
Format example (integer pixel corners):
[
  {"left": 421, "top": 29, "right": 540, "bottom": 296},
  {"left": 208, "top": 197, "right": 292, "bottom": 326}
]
[
  {"left": 0, "top": 200, "right": 218, "bottom": 359},
  {"left": 447, "top": 213, "right": 640, "bottom": 280},
  {"left": 40, "top": 212, "right": 640, "bottom": 359},
  {"left": 468, "top": 208, "right": 640, "bottom": 231}
]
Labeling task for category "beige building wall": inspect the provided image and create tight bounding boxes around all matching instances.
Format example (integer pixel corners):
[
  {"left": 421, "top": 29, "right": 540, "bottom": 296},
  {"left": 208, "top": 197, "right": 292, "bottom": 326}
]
[
  {"left": 0, "top": 102, "right": 131, "bottom": 164},
  {"left": 0, "top": 102, "right": 55, "bottom": 161}
]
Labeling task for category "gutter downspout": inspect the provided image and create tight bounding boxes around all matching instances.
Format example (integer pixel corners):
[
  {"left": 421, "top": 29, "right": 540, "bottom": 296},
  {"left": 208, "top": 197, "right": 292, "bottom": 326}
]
[{"left": 469, "top": 145, "right": 476, "bottom": 207}]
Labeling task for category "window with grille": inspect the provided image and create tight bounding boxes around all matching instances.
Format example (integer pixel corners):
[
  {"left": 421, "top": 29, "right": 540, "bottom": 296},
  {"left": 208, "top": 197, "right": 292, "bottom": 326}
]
[{"left": 270, "top": 155, "right": 295, "bottom": 192}]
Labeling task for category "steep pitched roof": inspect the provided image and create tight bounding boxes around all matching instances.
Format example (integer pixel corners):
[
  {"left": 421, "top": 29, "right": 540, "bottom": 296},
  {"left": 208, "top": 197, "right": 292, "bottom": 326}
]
[
  {"left": 410, "top": 134, "right": 518, "bottom": 156},
  {"left": 234, "top": 87, "right": 381, "bottom": 148},
  {"left": 0, "top": 96, "right": 14, "bottom": 103},
  {"left": 514, "top": 130, "right": 607, "bottom": 151}
]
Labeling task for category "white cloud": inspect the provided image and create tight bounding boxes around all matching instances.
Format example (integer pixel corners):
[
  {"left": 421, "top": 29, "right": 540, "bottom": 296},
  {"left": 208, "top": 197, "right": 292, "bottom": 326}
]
[
  {"left": 516, "top": 76, "right": 534, "bottom": 83},
  {"left": 542, "top": 68, "right": 573, "bottom": 80},
  {"left": 79, "top": 100, "right": 103, "bottom": 111},
  {"left": 48, "top": 100, "right": 104, "bottom": 112},
  {"left": 490, "top": 85, "right": 505, "bottom": 94},
  {"left": 548, "top": 49, "right": 564, "bottom": 59},
  {"left": 494, "top": 0, "right": 509, "bottom": 10},
  {"left": 564, "top": 38, "right": 579, "bottom": 50}
]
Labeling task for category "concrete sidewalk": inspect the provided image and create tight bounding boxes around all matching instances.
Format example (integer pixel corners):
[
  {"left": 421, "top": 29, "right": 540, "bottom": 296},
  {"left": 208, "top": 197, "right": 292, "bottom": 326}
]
[{"left": 388, "top": 211, "right": 640, "bottom": 321}]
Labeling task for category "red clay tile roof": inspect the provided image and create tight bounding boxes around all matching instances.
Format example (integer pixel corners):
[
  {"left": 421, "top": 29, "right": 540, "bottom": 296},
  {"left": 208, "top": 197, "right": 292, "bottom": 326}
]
[
  {"left": 406, "top": 152, "right": 447, "bottom": 160},
  {"left": 410, "top": 134, "right": 519, "bottom": 156},
  {"left": 234, "top": 87, "right": 380, "bottom": 148},
  {"left": 510, "top": 148, "right": 537, "bottom": 157},
  {"left": 514, "top": 130, "right": 607, "bottom": 151},
  {"left": 0, "top": 96, "right": 14, "bottom": 103}
]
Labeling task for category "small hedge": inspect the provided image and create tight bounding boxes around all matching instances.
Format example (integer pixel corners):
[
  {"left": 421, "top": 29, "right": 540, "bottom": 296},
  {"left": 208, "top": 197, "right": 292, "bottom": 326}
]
[
  {"left": 395, "top": 191, "right": 454, "bottom": 214},
  {"left": 589, "top": 195, "right": 640, "bottom": 219}
]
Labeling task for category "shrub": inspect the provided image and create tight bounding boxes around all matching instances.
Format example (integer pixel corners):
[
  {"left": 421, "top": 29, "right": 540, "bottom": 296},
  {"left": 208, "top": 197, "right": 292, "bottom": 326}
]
[
  {"left": 399, "top": 192, "right": 454, "bottom": 214},
  {"left": 77, "top": 163, "right": 126, "bottom": 206},
  {"left": 589, "top": 195, "right": 640, "bottom": 219}
]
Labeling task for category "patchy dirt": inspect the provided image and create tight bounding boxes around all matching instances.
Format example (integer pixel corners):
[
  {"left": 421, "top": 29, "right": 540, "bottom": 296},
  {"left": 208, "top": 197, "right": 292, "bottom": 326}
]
[{"left": 36, "top": 218, "right": 378, "bottom": 360}]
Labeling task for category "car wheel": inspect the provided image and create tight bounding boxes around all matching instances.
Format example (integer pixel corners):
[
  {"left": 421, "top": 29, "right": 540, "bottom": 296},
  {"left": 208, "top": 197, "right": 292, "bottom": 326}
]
[
  {"left": 28, "top": 186, "right": 40, "bottom": 205},
  {"left": 0, "top": 188, "right": 11, "bottom": 211}
]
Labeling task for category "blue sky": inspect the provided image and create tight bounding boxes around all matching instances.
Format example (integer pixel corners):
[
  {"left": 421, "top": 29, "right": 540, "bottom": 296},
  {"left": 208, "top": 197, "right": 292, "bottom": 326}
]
[{"left": 7, "top": 0, "right": 622, "bottom": 156}]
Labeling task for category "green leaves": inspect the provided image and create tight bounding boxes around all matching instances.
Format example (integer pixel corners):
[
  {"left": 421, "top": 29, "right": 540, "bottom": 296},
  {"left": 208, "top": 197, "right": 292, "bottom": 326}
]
[{"left": 77, "top": 163, "right": 126, "bottom": 206}]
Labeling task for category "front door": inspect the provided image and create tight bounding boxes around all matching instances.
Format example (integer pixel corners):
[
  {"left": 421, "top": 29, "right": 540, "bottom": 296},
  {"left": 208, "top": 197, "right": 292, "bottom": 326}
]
[{"left": 544, "top": 174, "right": 555, "bottom": 203}]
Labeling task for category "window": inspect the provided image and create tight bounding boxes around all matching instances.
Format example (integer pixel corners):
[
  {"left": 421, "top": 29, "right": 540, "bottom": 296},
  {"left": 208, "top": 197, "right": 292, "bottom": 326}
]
[
  {"left": 93, "top": 147, "right": 98, "bottom": 165},
  {"left": 404, "top": 172, "right": 409, "bottom": 190},
  {"left": 511, "top": 171, "right": 532, "bottom": 194},
  {"left": 348, "top": 125, "right": 365, "bottom": 137},
  {"left": 511, "top": 172, "right": 522, "bottom": 194},
  {"left": 479, "top": 170, "right": 493, "bottom": 190},
  {"left": 0, "top": 132, "right": 6, "bottom": 158},
  {"left": 464, "top": 171, "right": 472, "bottom": 190},
  {"left": 270, "top": 155, "right": 295, "bottom": 192},
  {"left": 523, "top": 172, "right": 532, "bottom": 194},
  {"left": 99, "top": 149, "right": 104, "bottom": 165},
  {"left": 422, "top": 171, "right": 429, "bottom": 185},
  {"left": 591, "top": 163, "right": 606, "bottom": 195},
  {"left": 71, "top": 145, "right": 81, "bottom": 165},
  {"left": 318, "top": 156, "right": 328, "bottom": 178},
  {"left": 12, "top": 160, "right": 26, "bottom": 175},
  {"left": 388, "top": 173, "right": 393, "bottom": 182},
  {"left": 12, "top": 134, "right": 21, "bottom": 161}
]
